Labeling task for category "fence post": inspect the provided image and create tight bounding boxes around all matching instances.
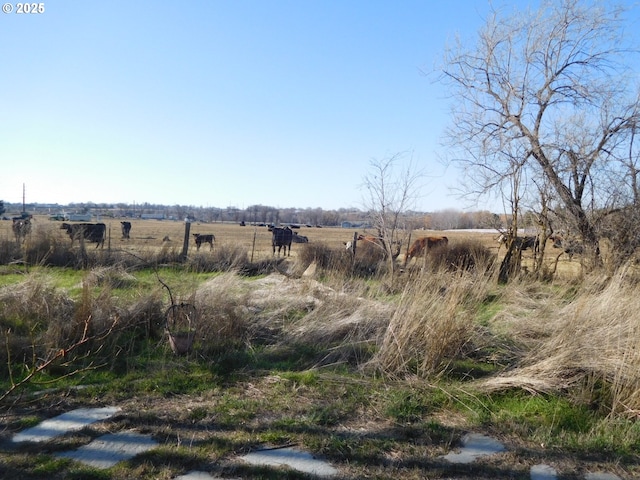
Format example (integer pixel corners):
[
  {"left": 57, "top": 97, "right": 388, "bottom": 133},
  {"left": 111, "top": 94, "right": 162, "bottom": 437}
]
[
  {"left": 251, "top": 227, "right": 257, "bottom": 262},
  {"left": 181, "top": 221, "right": 191, "bottom": 261}
]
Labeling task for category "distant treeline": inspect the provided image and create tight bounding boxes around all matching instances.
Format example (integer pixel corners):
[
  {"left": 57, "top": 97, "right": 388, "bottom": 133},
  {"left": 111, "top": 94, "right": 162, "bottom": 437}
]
[{"left": 1, "top": 201, "right": 507, "bottom": 230}]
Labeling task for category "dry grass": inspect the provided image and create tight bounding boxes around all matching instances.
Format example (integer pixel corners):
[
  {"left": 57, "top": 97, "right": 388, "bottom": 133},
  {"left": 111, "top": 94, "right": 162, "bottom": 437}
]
[
  {"left": 370, "top": 269, "right": 494, "bottom": 378},
  {"left": 480, "top": 269, "right": 640, "bottom": 418},
  {"left": 4, "top": 217, "right": 640, "bottom": 421}
]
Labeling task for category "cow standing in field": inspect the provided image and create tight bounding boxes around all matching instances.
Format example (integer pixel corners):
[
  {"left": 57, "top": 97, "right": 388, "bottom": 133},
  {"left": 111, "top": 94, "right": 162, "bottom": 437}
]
[
  {"left": 12, "top": 216, "right": 32, "bottom": 244},
  {"left": 404, "top": 236, "right": 448, "bottom": 266},
  {"left": 549, "top": 235, "right": 583, "bottom": 260},
  {"left": 498, "top": 234, "right": 539, "bottom": 255},
  {"left": 121, "top": 221, "right": 132, "bottom": 239},
  {"left": 192, "top": 233, "right": 215, "bottom": 251},
  {"left": 60, "top": 223, "right": 106, "bottom": 248},
  {"left": 272, "top": 226, "right": 293, "bottom": 256}
]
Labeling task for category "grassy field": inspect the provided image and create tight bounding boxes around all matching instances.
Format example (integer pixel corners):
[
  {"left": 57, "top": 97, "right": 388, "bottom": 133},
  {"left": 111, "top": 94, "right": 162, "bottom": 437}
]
[
  {"left": 0, "top": 215, "right": 582, "bottom": 272},
  {"left": 0, "top": 215, "right": 634, "bottom": 479}
]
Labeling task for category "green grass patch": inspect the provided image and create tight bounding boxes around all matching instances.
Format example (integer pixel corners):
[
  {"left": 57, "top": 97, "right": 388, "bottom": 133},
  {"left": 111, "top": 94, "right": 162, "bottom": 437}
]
[{"left": 472, "top": 391, "right": 596, "bottom": 440}]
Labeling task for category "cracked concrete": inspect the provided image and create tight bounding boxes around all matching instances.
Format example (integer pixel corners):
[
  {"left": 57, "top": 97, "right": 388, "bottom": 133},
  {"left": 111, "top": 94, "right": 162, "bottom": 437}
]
[{"left": 8, "top": 407, "right": 626, "bottom": 479}]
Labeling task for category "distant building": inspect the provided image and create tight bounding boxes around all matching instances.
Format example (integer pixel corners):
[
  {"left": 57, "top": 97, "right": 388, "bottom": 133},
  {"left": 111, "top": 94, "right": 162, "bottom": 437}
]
[{"left": 66, "top": 213, "right": 92, "bottom": 222}]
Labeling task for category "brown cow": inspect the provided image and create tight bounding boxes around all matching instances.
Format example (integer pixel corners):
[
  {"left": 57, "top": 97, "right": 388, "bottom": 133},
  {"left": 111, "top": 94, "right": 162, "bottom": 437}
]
[
  {"left": 404, "top": 236, "right": 448, "bottom": 265},
  {"left": 357, "top": 234, "right": 383, "bottom": 247}
]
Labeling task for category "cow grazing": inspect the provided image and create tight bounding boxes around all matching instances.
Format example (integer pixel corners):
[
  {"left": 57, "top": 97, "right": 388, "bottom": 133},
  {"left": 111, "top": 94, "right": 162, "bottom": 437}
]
[
  {"left": 121, "top": 221, "right": 132, "bottom": 239},
  {"left": 12, "top": 216, "right": 32, "bottom": 243},
  {"left": 292, "top": 232, "right": 308, "bottom": 243},
  {"left": 60, "top": 222, "right": 106, "bottom": 248},
  {"left": 192, "top": 233, "right": 215, "bottom": 251},
  {"left": 404, "top": 236, "right": 449, "bottom": 265},
  {"left": 272, "top": 226, "right": 293, "bottom": 256}
]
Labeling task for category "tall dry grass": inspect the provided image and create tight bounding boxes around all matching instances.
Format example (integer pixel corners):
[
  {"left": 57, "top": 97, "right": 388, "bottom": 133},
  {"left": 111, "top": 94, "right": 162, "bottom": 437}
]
[
  {"left": 369, "top": 267, "right": 495, "bottom": 378},
  {"left": 0, "top": 269, "right": 166, "bottom": 383},
  {"left": 481, "top": 267, "right": 640, "bottom": 418}
]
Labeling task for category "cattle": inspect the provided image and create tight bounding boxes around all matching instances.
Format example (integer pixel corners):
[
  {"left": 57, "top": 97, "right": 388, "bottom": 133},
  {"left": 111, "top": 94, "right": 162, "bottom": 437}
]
[
  {"left": 356, "top": 234, "right": 385, "bottom": 250},
  {"left": 272, "top": 226, "right": 293, "bottom": 256},
  {"left": 550, "top": 235, "right": 583, "bottom": 260},
  {"left": 60, "top": 222, "right": 106, "bottom": 248},
  {"left": 292, "top": 232, "right": 308, "bottom": 243},
  {"left": 192, "top": 233, "right": 215, "bottom": 251},
  {"left": 515, "top": 235, "right": 539, "bottom": 252},
  {"left": 498, "top": 234, "right": 539, "bottom": 253},
  {"left": 404, "top": 236, "right": 449, "bottom": 265},
  {"left": 12, "top": 216, "right": 32, "bottom": 243},
  {"left": 121, "top": 221, "right": 131, "bottom": 239}
]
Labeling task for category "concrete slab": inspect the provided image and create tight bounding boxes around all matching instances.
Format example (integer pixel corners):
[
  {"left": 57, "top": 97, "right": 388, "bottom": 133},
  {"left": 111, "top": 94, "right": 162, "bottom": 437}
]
[
  {"left": 531, "top": 463, "right": 558, "bottom": 480},
  {"left": 174, "top": 471, "right": 237, "bottom": 479},
  {"left": 55, "top": 430, "right": 158, "bottom": 469},
  {"left": 241, "top": 446, "right": 338, "bottom": 477},
  {"left": 441, "top": 433, "right": 506, "bottom": 464},
  {"left": 584, "top": 473, "right": 622, "bottom": 480},
  {"left": 12, "top": 406, "right": 121, "bottom": 443}
]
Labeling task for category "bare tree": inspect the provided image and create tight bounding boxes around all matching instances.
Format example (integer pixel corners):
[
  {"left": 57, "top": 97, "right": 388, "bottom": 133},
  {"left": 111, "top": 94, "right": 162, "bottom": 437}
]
[
  {"left": 441, "top": 0, "right": 640, "bottom": 271},
  {"left": 361, "top": 152, "right": 423, "bottom": 276}
]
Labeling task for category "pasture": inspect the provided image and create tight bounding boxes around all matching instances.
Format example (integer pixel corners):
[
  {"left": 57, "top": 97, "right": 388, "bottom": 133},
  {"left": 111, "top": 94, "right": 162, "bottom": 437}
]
[{"left": 0, "top": 216, "right": 583, "bottom": 276}]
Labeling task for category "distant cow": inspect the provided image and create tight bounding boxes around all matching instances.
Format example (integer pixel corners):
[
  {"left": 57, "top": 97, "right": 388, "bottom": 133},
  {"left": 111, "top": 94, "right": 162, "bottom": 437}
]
[
  {"left": 121, "top": 221, "right": 131, "bottom": 239},
  {"left": 550, "top": 235, "right": 583, "bottom": 260},
  {"left": 272, "top": 226, "right": 293, "bottom": 256},
  {"left": 61, "top": 222, "right": 106, "bottom": 248},
  {"left": 192, "top": 233, "right": 215, "bottom": 251},
  {"left": 12, "top": 216, "right": 32, "bottom": 243},
  {"left": 404, "top": 236, "right": 448, "bottom": 265},
  {"left": 498, "top": 234, "right": 539, "bottom": 254},
  {"left": 357, "top": 234, "right": 382, "bottom": 245},
  {"left": 292, "top": 232, "right": 308, "bottom": 243},
  {"left": 356, "top": 234, "right": 387, "bottom": 252}
]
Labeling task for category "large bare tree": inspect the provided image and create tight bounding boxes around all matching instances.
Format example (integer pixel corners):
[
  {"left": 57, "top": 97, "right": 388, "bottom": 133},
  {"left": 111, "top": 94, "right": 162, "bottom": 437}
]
[{"left": 441, "top": 0, "right": 640, "bottom": 270}]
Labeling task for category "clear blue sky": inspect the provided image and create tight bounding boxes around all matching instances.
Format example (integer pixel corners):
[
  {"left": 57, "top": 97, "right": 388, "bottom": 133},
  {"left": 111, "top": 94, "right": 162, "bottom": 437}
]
[{"left": 2, "top": 0, "right": 623, "bottom": 213}]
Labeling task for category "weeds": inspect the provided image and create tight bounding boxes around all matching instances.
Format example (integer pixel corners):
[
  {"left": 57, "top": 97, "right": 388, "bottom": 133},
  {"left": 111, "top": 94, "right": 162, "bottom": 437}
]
[{"left": 2, "top": 234, "right": 640, "bottom": 478}]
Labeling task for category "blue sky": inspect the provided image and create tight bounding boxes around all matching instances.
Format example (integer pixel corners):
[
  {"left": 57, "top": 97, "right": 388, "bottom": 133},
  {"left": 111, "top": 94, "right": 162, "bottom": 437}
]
[{"left": 1, "top": 0, "right": 624, "bottom": 213}]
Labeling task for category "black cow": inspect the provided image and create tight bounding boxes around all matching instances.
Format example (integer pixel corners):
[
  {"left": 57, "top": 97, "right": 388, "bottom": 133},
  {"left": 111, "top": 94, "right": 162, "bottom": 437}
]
[
  {"left": 550, "top": 235, "right": 584, "bottom": 260},
  {"left": 12, "top": 216, "right": 32, "bottom": 243},
  {"left": 121, "top": 221, "right": 131, "bottom": 239},
  {"left": 272, "top": 226, "right": 293, "bottom": 256},
  {"left": 292, "top": 232, "right": 308, "bottom": 243},
  {"left": 192, "top": 233, "right": 215, "bottom": 251},
  {"left": 515, "top": 235, "right": 539, "bottom": 252},
  {"left": 498, "top": 234, "right": 539, "bottom": 254},
  {"left": 60, "top": 222, "right": 106, "bottom": 248}
]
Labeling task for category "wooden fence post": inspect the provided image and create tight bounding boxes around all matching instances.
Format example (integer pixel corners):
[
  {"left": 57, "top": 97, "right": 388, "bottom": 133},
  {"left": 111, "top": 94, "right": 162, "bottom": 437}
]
[{"left": 181, "top": 221, "right": 191, "bottom": 261}]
